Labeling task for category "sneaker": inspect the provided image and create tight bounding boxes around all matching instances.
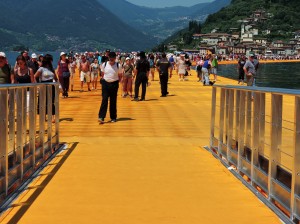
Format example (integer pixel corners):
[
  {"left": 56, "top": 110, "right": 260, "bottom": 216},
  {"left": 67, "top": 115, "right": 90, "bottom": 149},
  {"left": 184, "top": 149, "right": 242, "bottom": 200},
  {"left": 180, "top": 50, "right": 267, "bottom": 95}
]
[
  {"left": 110, "top": 119, "right": 117, "bottom": 123},
  {"left": 139, "top": 98, "right": 145, "bottom": 101},
  {"left": 98, "top": 118, "right": 105, "bottom": 124},
  {"left": 132, "top": 98, "right": 139, "bottom": 101}
]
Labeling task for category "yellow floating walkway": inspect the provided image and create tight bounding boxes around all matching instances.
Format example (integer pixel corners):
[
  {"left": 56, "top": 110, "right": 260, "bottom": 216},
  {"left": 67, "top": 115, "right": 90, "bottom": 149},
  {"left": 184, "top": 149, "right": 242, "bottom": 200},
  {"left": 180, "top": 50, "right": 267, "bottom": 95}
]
[{"left": 0, "top": 72, "right": 281, "bottom": 224}]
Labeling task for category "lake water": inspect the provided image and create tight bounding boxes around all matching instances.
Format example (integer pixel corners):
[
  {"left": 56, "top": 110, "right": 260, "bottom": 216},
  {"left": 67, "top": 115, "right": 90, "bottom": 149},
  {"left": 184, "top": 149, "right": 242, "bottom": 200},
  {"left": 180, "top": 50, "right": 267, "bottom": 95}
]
[
  {"left": 5, "top": 52, "right": 300, "bottom": 89},
  {"left": 218, "top": 62, "right": 300, "bottom": 89}
]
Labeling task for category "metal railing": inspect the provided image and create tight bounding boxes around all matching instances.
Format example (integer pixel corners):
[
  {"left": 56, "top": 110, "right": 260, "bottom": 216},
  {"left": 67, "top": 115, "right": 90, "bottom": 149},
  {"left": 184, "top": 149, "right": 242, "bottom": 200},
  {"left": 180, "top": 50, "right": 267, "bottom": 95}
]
[
  {"left": 0, "top": 83, "right": 60, "bottom": 203},
  {"left": 209, "top": 85, "right": 300, "bottom": 223}
]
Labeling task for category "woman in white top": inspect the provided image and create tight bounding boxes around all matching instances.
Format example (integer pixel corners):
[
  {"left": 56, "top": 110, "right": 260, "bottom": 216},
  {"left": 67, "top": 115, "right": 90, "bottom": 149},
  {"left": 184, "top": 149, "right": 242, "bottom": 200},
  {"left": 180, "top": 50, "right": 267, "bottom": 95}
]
[
  {"left": 176, "top": 54, "right": 186, "bottom": 81},
  {"left": 34, "top": 54, "right": 58, "bottom": 123}
]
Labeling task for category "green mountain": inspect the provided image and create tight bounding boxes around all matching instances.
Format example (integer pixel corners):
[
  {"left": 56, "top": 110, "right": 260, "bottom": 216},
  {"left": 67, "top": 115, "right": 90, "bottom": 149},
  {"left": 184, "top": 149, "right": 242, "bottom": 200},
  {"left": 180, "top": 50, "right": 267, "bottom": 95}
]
[
  {"left": 0, "top": 0, "right": 156, "bottom": 51},
  {"left": 100, "top": 0, "right": 231, "bottom": 41},
  {"left": 202, "top": 0, "right": 300, "bottom": 36}
]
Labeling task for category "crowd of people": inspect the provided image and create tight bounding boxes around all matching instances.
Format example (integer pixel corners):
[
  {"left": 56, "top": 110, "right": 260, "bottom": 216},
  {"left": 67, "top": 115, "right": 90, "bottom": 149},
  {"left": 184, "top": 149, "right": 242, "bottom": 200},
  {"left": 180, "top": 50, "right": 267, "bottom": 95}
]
[{"left": 0, "top": 49, "right": 260, "bottom": 123}]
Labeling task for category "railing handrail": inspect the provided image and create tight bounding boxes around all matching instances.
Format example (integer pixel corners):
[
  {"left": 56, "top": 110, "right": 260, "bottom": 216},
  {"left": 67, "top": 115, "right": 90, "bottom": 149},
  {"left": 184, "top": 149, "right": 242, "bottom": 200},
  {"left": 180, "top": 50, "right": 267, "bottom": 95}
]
[
  {"left": 209, "top": 85, "right": 300, "bottom": 223},
  {"left": 0, "top": 83, "right": 60, "bottom": 205},
  {"left": 214, "top": 84, "right": 300, "bottom": 95}
]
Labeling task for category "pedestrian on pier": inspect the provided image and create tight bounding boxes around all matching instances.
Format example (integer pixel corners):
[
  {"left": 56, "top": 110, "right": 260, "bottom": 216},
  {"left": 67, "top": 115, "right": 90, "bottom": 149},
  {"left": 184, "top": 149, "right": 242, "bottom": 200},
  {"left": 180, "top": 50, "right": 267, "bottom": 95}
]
[
  {"left": 132, "top": 51, "right": 150, "bottom": 101},
  {"left": 98, "top": 52, "right": 122, "bottom": 124},
  {"left": 156, "top": 52, "right": 172, "bottom": 97}
]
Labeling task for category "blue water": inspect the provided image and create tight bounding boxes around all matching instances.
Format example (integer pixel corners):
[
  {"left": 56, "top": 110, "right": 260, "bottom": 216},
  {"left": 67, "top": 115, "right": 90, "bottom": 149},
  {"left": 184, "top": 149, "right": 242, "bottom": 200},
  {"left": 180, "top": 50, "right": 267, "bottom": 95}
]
[
  {"left": 6, "top": 51, "right": 60, "bottom": 68},
  {"left": 218, "top": 62, "right": 300, "bottom": 89}
]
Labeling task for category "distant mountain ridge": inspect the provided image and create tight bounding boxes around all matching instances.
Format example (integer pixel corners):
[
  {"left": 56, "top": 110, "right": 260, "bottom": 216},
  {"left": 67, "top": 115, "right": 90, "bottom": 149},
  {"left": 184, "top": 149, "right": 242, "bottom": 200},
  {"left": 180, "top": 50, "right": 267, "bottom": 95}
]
[
  {"left": 100, "top": 0, "right": 231, "bottom": 41},
  {"left": 0, "top": 0, "right": 156, "bottom": 51}
]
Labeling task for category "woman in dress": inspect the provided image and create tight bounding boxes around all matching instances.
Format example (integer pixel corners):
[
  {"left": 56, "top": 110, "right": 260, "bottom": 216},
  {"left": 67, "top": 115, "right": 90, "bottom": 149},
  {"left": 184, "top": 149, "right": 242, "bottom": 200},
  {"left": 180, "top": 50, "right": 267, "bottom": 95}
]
[{"left": 176, "top": 54, "right": 186, "bottom": 81}]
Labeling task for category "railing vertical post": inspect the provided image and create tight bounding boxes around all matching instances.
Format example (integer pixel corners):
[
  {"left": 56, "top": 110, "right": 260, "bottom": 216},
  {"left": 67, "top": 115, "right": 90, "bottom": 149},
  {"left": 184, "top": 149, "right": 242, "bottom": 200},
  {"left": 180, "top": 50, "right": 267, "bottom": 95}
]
[
  {"left": 39, "top": 85, "right": 46, "bottom": 159},
  {"left": 218, "top": 88, "right": 226, "bottom": 156},
  {"left": 227, "top": 89, "right": 234, "bottom": 159},
  {"left": 269, "top": 94, "right": 283, "bottom": 200},
  {"left": 210, "top": 87, "right": 217, "bottom": 149},
  {"left": 235, "top": 90, "right": 241, "bottom": 148},
  {"left": 245, "top": 92, "right": 252, "bottom": 151},
  {"left": 258, "top": 93, "right": 266, "bottom": 158},
  {"left": 252, "top": 92, "right": 261, "bottom": 184},
  {"left": 16, "top": 88, "right": 24, "bottom": 179},
  {"left": 225, "top": 89, "right": 230, "bottom": 147},
  {"left": 54, "top": 84, "right": 60, "bottom": 145},
  {"left": 291, "top": 96, "right": 300, "bottom": 221},
  {"left": 238, "top": 90, "right": 246, "bottom": 172},
  {"left": 0, "top": 89, "right": 8, "bottom": 196},
  {"left": 29, "top": 87, "right": 36, "bottom": 168},
  {"left": 47, "top": 85, "right": 52, "bottom": 152},
  {"left": 8, "top": 89, "right": 15, "bottom": 155}
]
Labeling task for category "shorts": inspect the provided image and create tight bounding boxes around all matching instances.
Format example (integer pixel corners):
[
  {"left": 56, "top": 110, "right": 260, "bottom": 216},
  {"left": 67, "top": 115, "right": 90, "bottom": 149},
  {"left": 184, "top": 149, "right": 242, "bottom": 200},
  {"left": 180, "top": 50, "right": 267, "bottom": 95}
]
[
  {"left": 91, "top": 72, "right": 98, "bottom": 81},
  {"left": 211, "top": 68, "right": 217, "bottom": 75},
  {"left": 80, "top": 71, "right": 90, "bottom": 82}
]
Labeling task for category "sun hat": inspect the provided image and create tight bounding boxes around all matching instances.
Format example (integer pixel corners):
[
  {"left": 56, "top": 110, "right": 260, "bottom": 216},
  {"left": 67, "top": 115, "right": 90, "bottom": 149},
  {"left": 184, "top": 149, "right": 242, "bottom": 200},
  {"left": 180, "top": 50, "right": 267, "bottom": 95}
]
[
  {"left": 60, "top": 52, "right": 66, "bottom": 56},
  {"left": 0, "top": 52, "right": 6, "bottom": 58},
  {"left": 31, "top": 53, "right": 37, "bottom": 59}
]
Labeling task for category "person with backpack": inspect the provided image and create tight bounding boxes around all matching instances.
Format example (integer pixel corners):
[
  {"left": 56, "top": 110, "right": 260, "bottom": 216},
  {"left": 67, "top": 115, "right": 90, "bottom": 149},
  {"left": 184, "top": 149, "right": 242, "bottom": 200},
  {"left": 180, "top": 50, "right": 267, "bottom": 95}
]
[
  {"left": 0, "top": 52, "right": 14, "bottom": 84},
  {"left": 132, "top": 51, "right": 150, "bottom": 101},
  {"left": 98, "top": 52, "right": 122, "bottom": 124}
]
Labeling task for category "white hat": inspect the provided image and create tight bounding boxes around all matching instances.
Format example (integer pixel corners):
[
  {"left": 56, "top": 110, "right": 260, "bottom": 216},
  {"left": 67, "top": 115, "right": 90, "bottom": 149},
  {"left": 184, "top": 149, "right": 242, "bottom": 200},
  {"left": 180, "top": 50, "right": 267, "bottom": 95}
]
[
  {"left": 0, "top": 52, "right": 6, "bottom": 57},
  {"left": 31, "top": 53, "right": 37, "bottom": 59},
  {"left": 60, "top": 52, "right": 66, "bottom": 56},
  {"left": 125, "top": 57, "right": 131, "bottom": 61}
]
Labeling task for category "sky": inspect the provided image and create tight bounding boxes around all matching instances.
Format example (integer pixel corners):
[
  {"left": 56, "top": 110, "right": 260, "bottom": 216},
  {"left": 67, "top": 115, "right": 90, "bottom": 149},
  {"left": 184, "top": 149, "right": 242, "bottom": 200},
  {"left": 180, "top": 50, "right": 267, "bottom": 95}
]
[{"left": 125, "top": 0, "right": 213, "bottom": 8}]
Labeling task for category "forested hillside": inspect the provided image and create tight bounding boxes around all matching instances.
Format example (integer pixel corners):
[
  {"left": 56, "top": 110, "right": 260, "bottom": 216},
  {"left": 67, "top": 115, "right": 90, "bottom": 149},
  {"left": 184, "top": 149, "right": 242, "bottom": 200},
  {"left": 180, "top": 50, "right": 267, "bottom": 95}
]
[
  {"left": 159, "top": 0, "right": 300, "bottom": 50},
  {"left": 0, "top": 0, "right": 155, "bottom": 51}
]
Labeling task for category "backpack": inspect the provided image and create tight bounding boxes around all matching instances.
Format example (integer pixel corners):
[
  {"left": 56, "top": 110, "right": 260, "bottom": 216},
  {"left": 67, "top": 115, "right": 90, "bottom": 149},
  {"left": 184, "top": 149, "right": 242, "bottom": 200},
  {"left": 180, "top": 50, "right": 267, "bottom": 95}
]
[{"left": 104, "top": 61, "right": 119, "bottom": 69}]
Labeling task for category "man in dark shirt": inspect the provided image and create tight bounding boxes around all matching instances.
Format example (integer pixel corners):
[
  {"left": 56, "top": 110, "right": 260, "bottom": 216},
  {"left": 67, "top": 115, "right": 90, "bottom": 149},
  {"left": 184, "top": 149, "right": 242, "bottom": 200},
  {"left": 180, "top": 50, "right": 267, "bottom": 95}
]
[
  {"left": 28, "top": 53, "right": 40, "bottom": 82},
  {"left": 0, "top": 52, "right": 13, "bottom": 84},
  {"left": 132, "top": 51, "right": 150, "bottom": 101},
  {"left": 156, "top": 53, "right": 172, "bottom": 97}
]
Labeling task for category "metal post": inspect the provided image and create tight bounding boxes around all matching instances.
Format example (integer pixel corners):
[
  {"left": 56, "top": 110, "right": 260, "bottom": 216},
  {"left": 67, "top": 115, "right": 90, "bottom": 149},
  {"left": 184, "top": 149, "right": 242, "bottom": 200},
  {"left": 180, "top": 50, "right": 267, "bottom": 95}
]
[
  {"left": 227, "top": 89, "right": 234, "bottom": 160},
  {"left": 238, "top": 91, "right": 246, "bottom": 172},
  {"left": 218, "top": 88, "right": 226, "bottom": 156},
  {"left": 291, "top": 96, "right": 300, "bottom": 221},
  {"left": 235, "top": 90, "right": 241, "bottom": 148},
  {"left": 0, "top": 89, "right": 9, "bottom": 196},
  {"left": 269, "top": 94, "right": 283, "bottom": 200},
  {"left": 38, "top": 85, "right": 46, "bottom": 159},
  {"left": 210, "top": 87, "right": 217, "bottom": 149},
  {"left": 16, "top": 89, "right": 24, "bottom": 179},
  {"left": 252, "top": 92, "right": 261, "bottom": 184},
  {"left": 29, "top": 87, "right": 36, "bottom": 168}
]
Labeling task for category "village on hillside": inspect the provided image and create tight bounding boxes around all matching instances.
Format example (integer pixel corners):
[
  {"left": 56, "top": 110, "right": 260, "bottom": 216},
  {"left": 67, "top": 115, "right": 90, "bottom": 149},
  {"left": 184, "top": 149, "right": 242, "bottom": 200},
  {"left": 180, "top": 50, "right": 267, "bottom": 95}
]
[{"left": 168, "top": 10, "right": 300, "bottom": 60}]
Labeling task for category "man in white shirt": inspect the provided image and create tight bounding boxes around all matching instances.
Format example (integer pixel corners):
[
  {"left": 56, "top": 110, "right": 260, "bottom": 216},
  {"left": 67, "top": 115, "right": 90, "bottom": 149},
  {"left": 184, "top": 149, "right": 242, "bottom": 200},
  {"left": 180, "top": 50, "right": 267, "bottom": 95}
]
[{"left": 98, "top": 52, "right": 122, "bottom": 124}]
